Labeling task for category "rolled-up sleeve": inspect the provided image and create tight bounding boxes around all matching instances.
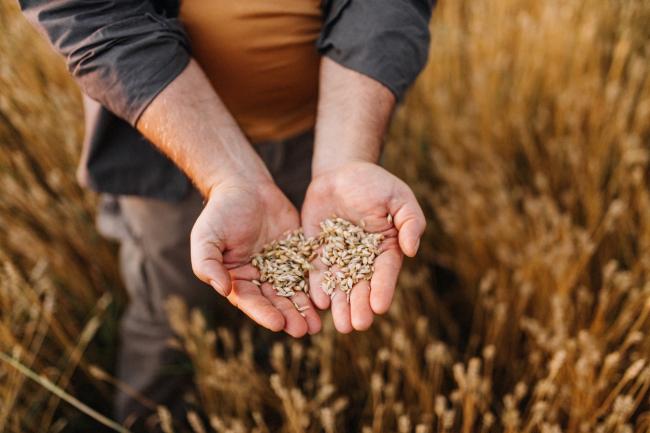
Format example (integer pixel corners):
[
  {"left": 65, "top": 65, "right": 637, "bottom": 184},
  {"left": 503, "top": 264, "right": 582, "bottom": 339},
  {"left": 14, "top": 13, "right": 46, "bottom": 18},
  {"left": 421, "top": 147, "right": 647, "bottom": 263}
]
[
  {"left": 19, "top": 0, "right": 191, "bottom": 126},
  {"left": 317, "top": 0, "right": 433, "bottom": 100}
]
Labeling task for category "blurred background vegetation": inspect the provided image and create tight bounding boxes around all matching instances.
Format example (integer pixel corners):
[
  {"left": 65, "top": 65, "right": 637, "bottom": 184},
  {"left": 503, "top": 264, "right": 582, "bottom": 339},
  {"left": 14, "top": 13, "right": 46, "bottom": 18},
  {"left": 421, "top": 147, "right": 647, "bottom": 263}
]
[{"left": 1, "top": 0, "right": 650, "bottom": 432}]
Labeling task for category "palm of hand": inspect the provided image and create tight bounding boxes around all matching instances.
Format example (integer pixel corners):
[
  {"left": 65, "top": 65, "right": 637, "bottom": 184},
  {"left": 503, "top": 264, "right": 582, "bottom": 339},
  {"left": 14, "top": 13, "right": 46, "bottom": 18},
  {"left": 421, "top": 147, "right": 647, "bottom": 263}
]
[
  {"left": 301, "top": 162, "right": 425, "bottom": 333},
  {"left": 191, "top": 182, "right": 321, "bottom": 337}
]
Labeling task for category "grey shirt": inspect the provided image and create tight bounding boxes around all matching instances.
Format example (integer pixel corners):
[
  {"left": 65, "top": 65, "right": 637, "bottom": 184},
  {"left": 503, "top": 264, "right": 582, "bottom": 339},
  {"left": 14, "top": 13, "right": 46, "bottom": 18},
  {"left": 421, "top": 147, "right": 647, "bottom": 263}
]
[{"left": 19, "top": 0, "right": 433, "bottom": 201}]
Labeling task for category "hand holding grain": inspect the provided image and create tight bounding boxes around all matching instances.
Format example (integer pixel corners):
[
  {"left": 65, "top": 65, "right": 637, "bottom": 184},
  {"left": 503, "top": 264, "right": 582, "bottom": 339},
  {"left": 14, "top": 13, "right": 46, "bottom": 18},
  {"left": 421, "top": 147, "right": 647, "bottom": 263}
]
[
  {"left": 191, "top": 179, "right": 321, "bottom": 337},
  {"left": 301, "top": 161, "right": 426, "bottom": 333}
]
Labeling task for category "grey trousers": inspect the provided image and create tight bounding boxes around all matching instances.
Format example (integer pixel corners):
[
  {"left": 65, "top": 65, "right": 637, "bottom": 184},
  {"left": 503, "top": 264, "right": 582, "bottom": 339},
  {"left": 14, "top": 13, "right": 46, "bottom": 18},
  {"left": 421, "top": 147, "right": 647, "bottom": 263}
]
[{"left": 97, "top": 132, "right": 314, "bottom": 430}]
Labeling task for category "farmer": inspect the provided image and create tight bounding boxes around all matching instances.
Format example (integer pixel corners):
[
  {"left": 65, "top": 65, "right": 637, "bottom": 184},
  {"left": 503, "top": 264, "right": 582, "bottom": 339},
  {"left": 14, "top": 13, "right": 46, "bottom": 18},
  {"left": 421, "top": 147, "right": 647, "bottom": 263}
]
[{"left": 21, "top": 0, "right": 431, "bottom": 428}]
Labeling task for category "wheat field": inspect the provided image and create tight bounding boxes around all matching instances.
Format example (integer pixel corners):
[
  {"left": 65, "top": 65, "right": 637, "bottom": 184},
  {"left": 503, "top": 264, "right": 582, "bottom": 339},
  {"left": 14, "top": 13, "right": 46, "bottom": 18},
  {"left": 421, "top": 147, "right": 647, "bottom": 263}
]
[{"left": 1, "top": 0, "right": 650, "bottom": 432}]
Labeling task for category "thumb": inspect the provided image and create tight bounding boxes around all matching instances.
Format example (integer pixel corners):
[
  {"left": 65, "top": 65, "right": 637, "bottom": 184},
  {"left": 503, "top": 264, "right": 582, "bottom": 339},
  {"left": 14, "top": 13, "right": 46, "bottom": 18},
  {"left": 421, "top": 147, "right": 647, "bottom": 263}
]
[
  {"left": 190, "top": 223, "right": 232, "bottom": 297},
  {"left": 301, "top": 192, "right": 325, "bottom": 239},
  {"left": 392, "top": 187, "right": 426, "bottom": 257}
]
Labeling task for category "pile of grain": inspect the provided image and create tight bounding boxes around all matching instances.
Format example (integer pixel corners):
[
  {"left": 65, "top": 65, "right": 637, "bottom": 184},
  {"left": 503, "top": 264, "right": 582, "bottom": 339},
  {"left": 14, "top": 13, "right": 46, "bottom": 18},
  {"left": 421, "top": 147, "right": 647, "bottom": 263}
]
[
  {"left": 251, "top": 230, "right": 318, "bottom": 298},
  {"left": 251, "top": 217, "right": 385, "bottom": 302},
  {"left": 319, "top": 218, "right": 383, "bottom": 301}
]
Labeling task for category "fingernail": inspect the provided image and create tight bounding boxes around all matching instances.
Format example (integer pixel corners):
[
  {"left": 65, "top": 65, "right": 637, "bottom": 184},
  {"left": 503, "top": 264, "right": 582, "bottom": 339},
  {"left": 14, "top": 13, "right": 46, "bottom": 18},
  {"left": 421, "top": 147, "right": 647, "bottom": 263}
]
[
  {"left": 413, "top": 238, "right": 421, "bottom": 255},
  {"left": 209, "top": 279, "right": 226, "bottom": 297}
]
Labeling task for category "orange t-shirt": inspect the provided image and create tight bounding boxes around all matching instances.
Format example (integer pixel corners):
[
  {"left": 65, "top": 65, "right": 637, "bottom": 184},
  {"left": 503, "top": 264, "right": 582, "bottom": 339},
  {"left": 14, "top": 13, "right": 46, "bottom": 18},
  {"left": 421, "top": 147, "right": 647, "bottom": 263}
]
[{"left": 179, "top": 0, "right": 322, "bottom": 143}]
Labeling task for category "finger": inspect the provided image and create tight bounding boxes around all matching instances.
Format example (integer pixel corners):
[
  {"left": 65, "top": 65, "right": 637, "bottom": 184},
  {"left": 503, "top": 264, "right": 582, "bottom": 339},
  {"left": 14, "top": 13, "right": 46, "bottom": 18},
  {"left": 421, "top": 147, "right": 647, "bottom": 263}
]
[
  {"left": 350, "top": 280, "right": 373, "bottom": 331},
  {"left": 190, "top": 230, "right": 231, "bottom": 297},
  {"left": 261, "top": 284, "right": 308, "bottom": 338},
  {"left": 370, "top": 246, "right": 403, "bottom": 315},
  {"left": 391, "top": 187, "right": 426, "bottom": 257},
  {"left": 331, "top": 287, "right": 353, "bottom": 334},
  {"left": 309, "top": 270, "right": 331, "bottom": 310},
  {"left": 308, "top": 254, "right": 331, "bottom": 310},
  {"left": 227, "top": 281, "right": 284, "bottom": 332},
  {"left": 292, "top": 292, "right": 322, "bottom": 335},
  {"left": 301, "top": 208, "right": 329, "bottom": 309},
  {"left": 229, "top": 264, "right": 260, "bottom": 281},
  {"left": 301, "top": 187, "right": 327, "bottom": 239}
]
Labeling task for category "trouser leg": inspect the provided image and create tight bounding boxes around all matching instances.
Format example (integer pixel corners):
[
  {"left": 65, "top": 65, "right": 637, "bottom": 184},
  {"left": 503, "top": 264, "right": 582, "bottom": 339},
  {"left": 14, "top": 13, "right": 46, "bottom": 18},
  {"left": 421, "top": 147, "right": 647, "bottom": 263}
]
[
  {"left": 99, "top": 131, "right": 313, "bottom": 430},
  {"left": 101, "top": 189, "right": 210, "bottom": 430}
]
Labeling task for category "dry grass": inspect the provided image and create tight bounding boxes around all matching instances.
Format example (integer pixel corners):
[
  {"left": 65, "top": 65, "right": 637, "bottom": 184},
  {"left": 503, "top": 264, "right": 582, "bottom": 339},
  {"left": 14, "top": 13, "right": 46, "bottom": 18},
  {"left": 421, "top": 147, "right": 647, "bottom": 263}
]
[
  {"left": 0, "top": 1, "right": 120, "bottom": 431},
  {"left": 1, "top": 0, "right": 650, "bottom": 431}
]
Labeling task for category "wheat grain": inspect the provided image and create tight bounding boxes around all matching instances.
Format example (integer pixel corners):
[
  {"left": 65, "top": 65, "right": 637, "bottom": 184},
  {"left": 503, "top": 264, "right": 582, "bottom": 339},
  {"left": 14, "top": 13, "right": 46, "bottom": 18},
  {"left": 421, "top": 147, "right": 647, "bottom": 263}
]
[
  {"left": 318, "top": 217, "right": 383, "bottom": 302},
  {"left": 251, "top": 229, "right": 319, "bottom": 298},
  {"left": 251, "top": 217, "right": 384, "bottom": 303}
]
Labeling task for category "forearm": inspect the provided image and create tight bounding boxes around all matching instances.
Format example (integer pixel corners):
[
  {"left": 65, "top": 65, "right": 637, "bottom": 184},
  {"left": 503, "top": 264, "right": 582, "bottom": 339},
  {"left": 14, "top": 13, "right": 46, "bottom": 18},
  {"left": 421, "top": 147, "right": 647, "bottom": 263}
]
[
  {"left": 312, "top": 57, "right": 396, "bottom": 176},
  {"left": 136, "top": 59, "right": 272, "bottom": 197}
]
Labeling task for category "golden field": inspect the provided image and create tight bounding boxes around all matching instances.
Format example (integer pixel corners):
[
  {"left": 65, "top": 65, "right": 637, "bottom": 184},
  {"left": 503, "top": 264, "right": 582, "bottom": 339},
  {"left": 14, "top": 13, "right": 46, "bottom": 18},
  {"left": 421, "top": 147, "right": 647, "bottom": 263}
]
[{"left": 1, "top": 0, "right": 650, "bottom": 432}]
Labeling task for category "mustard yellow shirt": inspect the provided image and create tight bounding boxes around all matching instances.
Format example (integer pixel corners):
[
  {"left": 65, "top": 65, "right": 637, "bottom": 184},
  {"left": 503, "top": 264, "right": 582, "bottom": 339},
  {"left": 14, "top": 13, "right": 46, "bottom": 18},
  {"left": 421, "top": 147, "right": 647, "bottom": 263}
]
[{"left": 179, "top": 0, "right": 323, "bottom": 143}]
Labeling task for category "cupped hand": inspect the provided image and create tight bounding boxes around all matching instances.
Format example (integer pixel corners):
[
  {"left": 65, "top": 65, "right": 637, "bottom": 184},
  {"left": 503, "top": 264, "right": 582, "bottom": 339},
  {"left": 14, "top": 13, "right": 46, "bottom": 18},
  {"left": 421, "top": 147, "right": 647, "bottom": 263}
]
[
  {"left": 190, "top": 179, "right": 321, "bottom": 337},
  {"left": 301, "top": 162, "right": 426, "bottom": 333}
]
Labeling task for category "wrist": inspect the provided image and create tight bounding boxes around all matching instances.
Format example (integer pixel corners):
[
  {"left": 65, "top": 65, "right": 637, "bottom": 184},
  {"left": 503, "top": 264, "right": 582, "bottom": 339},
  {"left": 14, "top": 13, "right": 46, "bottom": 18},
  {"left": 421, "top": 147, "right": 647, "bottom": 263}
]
[
  {"left": 312, "top": 153, "right": 379, "bottom": 179},
  {"left": 312, "top": 58, "right": 394, "bottom": 178},
  {"left": 312, "top": 139, "right": 381, "bottom": 177},
  {"left": 204, "top": 168, "right": 275, "bottom": 201}
]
